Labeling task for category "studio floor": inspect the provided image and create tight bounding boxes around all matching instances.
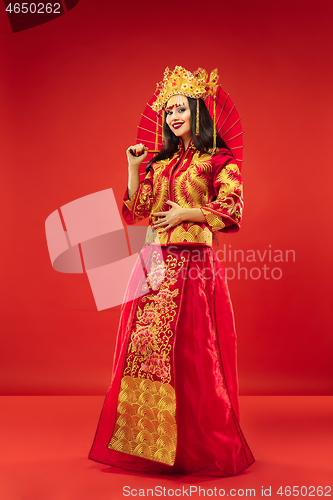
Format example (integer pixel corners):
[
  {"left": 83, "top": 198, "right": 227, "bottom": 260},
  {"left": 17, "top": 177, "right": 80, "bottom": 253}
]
[{"left": 1, "top": 396, "right": 332, "bottom": 500}]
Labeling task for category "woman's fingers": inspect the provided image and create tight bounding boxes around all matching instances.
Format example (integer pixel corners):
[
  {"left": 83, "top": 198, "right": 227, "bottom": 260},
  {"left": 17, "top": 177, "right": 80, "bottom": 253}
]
[
  {"left": 152, "top": 203, "right": 184, "bottom": 229},
  {"left": 153, "top": 219, "right": 167, "bottom": 227},
  {"left": 127, "top": 143, "right": 148, "bottom": 156},
  {"left": 152, "top": 211, "right": 167, "bottom": 217},
  {"left": 157, "top": 225, "right": 172, "bottom": 233},
  {"left": 126, "top": 143, "right": 148, "bottom": 167}
]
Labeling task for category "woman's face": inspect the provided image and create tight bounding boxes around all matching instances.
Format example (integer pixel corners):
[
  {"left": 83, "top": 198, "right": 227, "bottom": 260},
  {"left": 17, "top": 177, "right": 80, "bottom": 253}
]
[{"left": 165, "top": 95, "right": 192, "bottom": 143}]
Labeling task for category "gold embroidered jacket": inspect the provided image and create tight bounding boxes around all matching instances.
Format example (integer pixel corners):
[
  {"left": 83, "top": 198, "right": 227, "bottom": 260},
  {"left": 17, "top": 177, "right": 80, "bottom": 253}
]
[{"left": 122, "top": 141, "right": 244, "bottom": 247}]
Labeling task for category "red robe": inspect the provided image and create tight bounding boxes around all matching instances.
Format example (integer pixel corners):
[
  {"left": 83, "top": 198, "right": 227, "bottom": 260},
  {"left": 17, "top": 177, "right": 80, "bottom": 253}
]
[{"left": 88, "top": 143, "right": 255, "bottom": 476}]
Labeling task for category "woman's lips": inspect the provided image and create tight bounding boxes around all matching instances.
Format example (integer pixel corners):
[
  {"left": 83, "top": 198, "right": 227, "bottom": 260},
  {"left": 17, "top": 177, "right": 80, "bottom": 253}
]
[{"left": 172, "top": 122, "right": 184, "bottom": 130}]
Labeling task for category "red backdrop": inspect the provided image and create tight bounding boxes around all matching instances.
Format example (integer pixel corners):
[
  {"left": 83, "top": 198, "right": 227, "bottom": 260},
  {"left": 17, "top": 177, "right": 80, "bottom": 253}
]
[{"left": 1, "top": 0, "right": 332, "bottom": 395}]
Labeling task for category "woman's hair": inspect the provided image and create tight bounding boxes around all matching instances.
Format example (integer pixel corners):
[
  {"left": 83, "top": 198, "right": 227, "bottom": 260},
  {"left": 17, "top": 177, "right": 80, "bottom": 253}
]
[{"left": 146, "top": 96, "right": 231, "bottom": 172}]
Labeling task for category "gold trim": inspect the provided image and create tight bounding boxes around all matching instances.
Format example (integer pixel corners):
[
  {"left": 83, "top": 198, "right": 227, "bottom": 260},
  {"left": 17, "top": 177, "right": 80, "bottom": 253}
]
[
  {"left": 155, "top": 115, "right": 159, "bottom": 151},
  {"left": 213, "top": 99, "right": 217, "bottom": 150},
  {"left": 218, "top": 104, "right": 235, "bottom": 133},
  {"left": 141, "top": 113, "right": 163, "bottom": 128},
  {"left": 138, "top": 125, "right": 163, "bottom": 137},
  {"left": 221, "top": 118, "right": 241, "bottom": 137},
  {"left": 225, "top": 131, "right": 244, "bottom": 142},
  {"left": 136, "top": 137, "right": 163, "bottom": 146},
  {"left": 216, "top": 92, "right": 229, "bottom": 124},
  {"left": 162, "top": 111, "right": 165, "bottom": 142}
]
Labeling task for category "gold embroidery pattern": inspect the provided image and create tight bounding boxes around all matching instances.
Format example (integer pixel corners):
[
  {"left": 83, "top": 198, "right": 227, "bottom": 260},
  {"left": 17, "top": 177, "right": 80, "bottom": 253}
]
[
  {"left": 202, "top": 163, "right": 243, "bottom": 226},
  {"left": 123, "top": 193, "right": 136, "bottom": 213},
  {"left": 215, "top": 163, "right": 242, "bottom": 196},
  {"left": 122, "top": 149, "right": 244, "bottom": 243},
  {"left": 133, "top": 181, "right": 154, "bottom": 223},
  {"left": 108, "top": 375, "right": 177, "bottom": 465},
  {"left": 189, "top": 150, "right": 214, "bottom": 172},
  {"left": 154, "top": 156, "right": 180, "bottom": 166},
  {"left": 173, "top": 151, "right": 214, "bottom": 208},
  {"left": 123, "top": 251, "right": 186, "bottom": 384},
  {"left": 145, "top": 225, "right": 213, "bottom": 246},
  {"left": 201, "top": 209, "right": 226, "bottom": 231},
  {"left": 108, "top": 250, "right": 187, "bottom": 465},
  {"left": 168, "top": 224, "right": 213, "bottom": 245},
  {"left": 151, "top": 174, "right": 169, "bottom": 215}
]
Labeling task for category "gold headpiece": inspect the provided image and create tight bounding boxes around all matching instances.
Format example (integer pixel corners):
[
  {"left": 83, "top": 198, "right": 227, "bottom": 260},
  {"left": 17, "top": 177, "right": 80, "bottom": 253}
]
[{"left": 152, "top": 66, "right": 219, "bottom": 113}]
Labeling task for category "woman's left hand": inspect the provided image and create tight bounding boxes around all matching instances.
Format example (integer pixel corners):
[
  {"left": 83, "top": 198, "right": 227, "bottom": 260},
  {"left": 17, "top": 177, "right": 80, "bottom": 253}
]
[{"left": 152, "top": 200, "right": 185, "bottom": 233}]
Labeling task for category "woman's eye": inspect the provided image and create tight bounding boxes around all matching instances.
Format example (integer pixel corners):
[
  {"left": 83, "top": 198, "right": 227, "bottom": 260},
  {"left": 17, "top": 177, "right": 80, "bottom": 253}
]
[{"left": 178, "top": 108, "right": 185, "bottom": 113}]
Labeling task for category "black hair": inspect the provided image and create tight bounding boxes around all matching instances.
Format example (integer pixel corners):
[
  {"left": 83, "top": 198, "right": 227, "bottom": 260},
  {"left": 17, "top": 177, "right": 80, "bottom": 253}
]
[{"left": 146, "top": 96, "right": 231, "bottom": 172}]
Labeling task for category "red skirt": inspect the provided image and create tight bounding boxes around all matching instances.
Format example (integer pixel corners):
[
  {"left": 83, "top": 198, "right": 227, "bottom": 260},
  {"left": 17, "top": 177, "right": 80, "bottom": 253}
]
[{"left": 88, "top": 244, "right": 255, "bottom": 476}]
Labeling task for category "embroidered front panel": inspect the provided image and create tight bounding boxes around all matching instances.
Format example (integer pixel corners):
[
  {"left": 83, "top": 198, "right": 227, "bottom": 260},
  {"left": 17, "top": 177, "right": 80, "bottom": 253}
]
[
  {"left": 123, "top": 251, "right": 187, "bottom": 383},
  {"left": 108, "top": 249, "right": 189, "bottom": 465}
]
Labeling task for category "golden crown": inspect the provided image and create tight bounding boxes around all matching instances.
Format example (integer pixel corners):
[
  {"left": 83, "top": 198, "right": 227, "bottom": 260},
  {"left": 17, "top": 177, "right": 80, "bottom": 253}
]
[{"left": 151, "top": 66, "right": 219, "bottom": 113}]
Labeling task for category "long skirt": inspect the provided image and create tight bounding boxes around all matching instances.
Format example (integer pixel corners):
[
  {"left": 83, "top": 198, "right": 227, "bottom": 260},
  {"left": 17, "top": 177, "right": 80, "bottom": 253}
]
[{"left": 88, "top": 243, "right": 255, "bottom": 476}]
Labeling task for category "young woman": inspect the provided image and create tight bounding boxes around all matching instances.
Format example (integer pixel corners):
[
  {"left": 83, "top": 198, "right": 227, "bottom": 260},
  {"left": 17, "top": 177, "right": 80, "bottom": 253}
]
[{"left": 88, "top": 66, "right": 255, "bottom": 476}]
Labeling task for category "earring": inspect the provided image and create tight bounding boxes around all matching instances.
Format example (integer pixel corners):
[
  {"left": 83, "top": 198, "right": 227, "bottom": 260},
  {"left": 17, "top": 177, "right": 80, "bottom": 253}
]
[
  {"left": 196, "top": 99, "right": 200, "bottom": 137},
  {"left": 162, "top": 110, "right": 165, "bottom": 142},
  {"left": 213, "top": 97, "right": 217, "bottom": 150},
  {"left": 154, "top": 112, "right": 160, "bottom": 152}
]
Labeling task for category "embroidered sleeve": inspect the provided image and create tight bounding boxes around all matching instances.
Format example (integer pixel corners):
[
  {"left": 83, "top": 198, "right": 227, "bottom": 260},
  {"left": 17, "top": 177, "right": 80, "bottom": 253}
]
[
  {"left": 200, "top": 156, "right": 244, "bottom": 232},
  {"left": 122, "top": 168, "right": 154, "bottom": 224}
]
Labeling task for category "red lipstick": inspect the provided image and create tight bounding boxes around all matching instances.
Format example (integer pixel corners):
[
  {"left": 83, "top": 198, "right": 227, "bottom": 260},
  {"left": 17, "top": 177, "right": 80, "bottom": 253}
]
[{"left": 172, "top": 122, "right": 184, "bottom": 129}]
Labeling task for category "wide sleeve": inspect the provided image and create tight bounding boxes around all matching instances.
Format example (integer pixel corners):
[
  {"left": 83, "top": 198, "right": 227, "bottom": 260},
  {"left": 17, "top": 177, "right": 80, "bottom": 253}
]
[
  {"left": 122, "top": 167, "right": 154, "bottom": 225},
  {"left": 200, "top": 154, "right": 244, "bottom": 233}
]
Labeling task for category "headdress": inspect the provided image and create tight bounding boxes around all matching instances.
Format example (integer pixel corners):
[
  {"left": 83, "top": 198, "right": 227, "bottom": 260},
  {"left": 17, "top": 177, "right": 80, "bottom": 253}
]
[
  {"left": 151, "top": 66, "right": 219, "bottom": 114},
  {"left": 136, "top": 65, "right": 244, "bottom": 173},
  {"left": 151, "top": 66, "right": 219, "bottom": 144}
]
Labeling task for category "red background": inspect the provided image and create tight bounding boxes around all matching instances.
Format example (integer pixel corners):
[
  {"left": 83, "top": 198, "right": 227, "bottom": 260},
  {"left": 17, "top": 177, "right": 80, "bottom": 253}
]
[{"left": 1, "top": 0, "right": 332, "bottom": 396}]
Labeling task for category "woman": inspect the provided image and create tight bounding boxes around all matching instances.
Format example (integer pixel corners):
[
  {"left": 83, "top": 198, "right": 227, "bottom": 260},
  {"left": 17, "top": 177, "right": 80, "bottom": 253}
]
[{"left": 88, "top": 66, "right": 255, "bottom": 476}]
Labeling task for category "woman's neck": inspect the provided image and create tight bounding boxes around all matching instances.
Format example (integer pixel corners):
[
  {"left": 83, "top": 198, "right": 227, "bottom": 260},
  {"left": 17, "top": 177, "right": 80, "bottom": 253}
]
[{"left": 181, "top": 136, "right": 192, "bottom": 151}]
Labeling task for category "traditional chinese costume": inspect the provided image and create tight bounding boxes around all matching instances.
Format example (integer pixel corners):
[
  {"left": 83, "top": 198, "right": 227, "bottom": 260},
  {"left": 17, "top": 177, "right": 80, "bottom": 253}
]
[{"left": 88, "top": 139, "right": 255, "bottom": 476}]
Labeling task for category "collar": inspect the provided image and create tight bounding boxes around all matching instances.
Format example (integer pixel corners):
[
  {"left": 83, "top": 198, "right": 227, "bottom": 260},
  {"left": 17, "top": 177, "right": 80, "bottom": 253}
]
[{"left": 177, "top": 138, "right": 197, "bottom": 153}]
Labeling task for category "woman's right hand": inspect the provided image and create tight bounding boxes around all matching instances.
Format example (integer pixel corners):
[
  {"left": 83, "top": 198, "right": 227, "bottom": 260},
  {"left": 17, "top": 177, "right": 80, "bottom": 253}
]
[{"left": 126, "top": 143, "right": 149, "bottom": 169}]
